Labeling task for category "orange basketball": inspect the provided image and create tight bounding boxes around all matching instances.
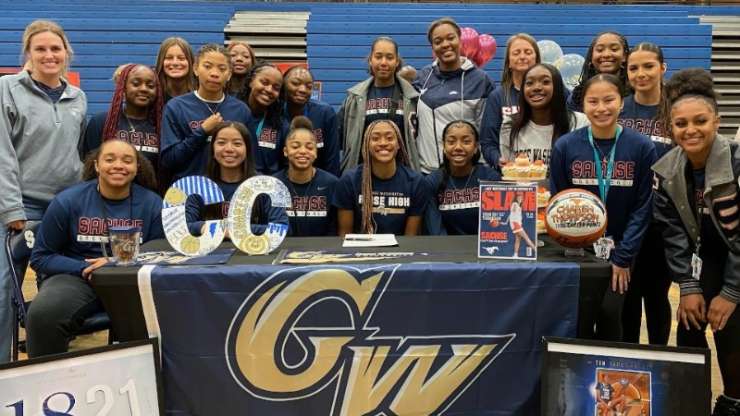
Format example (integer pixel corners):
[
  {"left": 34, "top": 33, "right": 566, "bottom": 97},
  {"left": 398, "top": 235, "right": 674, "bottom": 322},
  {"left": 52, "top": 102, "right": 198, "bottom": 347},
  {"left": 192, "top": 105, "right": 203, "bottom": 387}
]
[{"left": 545, "top": 188, "right": 607, "bottom": 248}]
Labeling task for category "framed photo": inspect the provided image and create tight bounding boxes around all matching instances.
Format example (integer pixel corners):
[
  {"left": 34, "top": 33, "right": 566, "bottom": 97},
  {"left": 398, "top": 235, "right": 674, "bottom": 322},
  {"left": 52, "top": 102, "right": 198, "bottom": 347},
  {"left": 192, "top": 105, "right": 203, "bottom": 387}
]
[
  {"left": 0, "top": 339, "right": 163, "bottom": 416},
  {"left": 541, "top": 337, "right": 711, "bottom": 416}
]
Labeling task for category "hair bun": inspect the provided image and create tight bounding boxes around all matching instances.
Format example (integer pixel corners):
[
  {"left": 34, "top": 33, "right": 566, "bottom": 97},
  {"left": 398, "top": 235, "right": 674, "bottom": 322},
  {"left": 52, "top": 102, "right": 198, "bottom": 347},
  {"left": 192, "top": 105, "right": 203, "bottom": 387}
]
[
  {"left": 290, "top": 115, "right": 314, "bottom": 131},
  {"left": 665, "top": 68, "right": 717, "bottom": 103}
]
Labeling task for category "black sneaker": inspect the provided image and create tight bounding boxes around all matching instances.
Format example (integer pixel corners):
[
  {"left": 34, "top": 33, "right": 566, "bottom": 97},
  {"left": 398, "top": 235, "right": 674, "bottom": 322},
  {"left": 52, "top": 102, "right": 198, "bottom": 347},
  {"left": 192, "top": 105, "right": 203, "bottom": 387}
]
[{"left": 713, "top": 395, "right": 740, "bottom": 416}]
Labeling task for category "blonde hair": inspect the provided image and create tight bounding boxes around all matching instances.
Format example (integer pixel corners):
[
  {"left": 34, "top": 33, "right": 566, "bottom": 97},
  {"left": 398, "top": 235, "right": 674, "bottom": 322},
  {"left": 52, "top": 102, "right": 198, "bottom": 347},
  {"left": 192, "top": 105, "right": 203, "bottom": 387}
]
[
  {"left": 501, "top": 33, "right": 540, "bottom": 103},
  {"left": 21, "top": 20, "right": 73, "bottom": 75}
]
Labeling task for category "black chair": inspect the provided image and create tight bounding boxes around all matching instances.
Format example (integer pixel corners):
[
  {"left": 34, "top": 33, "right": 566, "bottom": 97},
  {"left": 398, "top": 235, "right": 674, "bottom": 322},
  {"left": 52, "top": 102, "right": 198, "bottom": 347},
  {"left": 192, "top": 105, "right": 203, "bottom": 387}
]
[{"left": 5, "top": 221, "right": 111, "bottom": 360}]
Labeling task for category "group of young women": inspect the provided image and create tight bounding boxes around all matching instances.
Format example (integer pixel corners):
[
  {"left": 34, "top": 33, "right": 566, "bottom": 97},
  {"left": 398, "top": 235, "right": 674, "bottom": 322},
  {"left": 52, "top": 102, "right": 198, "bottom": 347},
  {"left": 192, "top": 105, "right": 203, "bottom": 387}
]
[{"left": 0, "top": 16, "right": 738, "bottom": 414}]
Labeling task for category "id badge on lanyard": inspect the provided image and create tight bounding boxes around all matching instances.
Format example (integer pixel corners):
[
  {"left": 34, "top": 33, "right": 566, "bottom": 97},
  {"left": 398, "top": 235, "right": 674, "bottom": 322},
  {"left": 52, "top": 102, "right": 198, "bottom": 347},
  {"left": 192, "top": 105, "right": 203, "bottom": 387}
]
[{"left": 588, "top": 126, "right": 622, "bottom": 261}]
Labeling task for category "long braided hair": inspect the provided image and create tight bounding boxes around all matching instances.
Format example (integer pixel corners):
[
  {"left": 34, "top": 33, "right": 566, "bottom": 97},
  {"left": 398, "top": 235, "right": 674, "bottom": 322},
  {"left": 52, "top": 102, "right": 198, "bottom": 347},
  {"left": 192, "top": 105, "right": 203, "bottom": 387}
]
[
  {"left": 239, "top": 61, "right": 284, "bottom": 128},
  {"left": 570, "top": 32, "right": 630, "bottom": 110},
  {"left": 359, "top": 119, "right": 410, "bottom": 234},
  {"left": 101, "top": 64, "right": 164, "bottom": 152}
]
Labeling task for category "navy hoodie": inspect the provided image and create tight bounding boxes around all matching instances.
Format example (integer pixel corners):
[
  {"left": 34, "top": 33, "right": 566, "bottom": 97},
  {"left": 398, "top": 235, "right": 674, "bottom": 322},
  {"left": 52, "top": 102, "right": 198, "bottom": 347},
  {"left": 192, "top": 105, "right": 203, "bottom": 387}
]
[
  {"left": 30, "top": 180, "right": 164, "bottom": 279},
  {"left": 284, "top": 99, "right": 340, "bottom": 176},
  {"left": 82, "top": 111, "right": 160, "bottom": 168},
  {"left": 480, "top": 85, "right": 520, "bottom": 167},
  {"left": 245, "top": 111, "right": 289, "bottom": 175},
  {"left": 160, "top": 92, "right": 250, "bottom": 182},
  {"left": 414, "top": 58, "right": 494, "bottom": 173},
  {"left": 549, "top": 126, "right": 657, "bottom": 267},
  {"left": 618, "top": 95, "right": 672, "bottom": 158},
  {"left": 274, "top": 168, "right": 338, "bottom": 236}
]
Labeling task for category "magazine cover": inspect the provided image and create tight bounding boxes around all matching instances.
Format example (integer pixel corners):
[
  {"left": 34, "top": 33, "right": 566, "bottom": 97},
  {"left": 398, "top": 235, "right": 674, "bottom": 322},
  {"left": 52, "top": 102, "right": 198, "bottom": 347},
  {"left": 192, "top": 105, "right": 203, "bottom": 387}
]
[
  {"left": 478, "top": 182, "right": 538, "bottom": 259},
  {"left": 542, "top": 337, "right": 711, "bottom": 416}
]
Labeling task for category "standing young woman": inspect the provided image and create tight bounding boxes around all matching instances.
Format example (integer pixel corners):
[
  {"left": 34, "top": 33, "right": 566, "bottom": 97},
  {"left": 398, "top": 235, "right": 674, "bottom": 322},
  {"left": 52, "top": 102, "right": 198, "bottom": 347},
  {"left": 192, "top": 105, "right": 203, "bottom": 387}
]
[
  {"left": 241, "top": 62, "right": 289, "bottom": 175},
  {"left": 567, "top": 32, "right": 630, "bottom": 112},
  {"left": 652, "top": 69, "right": 740, "bottom": 415},
  {"left": 160, "top": 43, "right": 250, "bottom": 185},
  {"left": 226, "top": 41, "right": 255, "bottom": 97},
  {"left": 333, "top": 120, "right": 428, "bottom": 236},
  {"left": 619, "top": 42, "right": 672, "bottom": 345},
  {"left": 425, "top": 120, "right": 500, "bottom": 235},
  {"left": 415, "top": 17, "right": 494, "bottom": 174},
  {"left": 27, "top": 140, "right": 163, "bottom": 358},
  {"left": 82, "top": 64, "right": 164, "bottom": 169},
  {"left": 550, "top": 74, "right": 656, "bottom": 339},
  {"left": 480, "top": 33, "right": 540, "bottom": 167},
  {"left": 155, "top": 37, "right": 196, "bottom": 103},
  {"left": 497, "top": 63, "right": 589, "bottom": 168},
  {"left": 282, "top": 66, "right": 340, "bottom": 176},
  {"left": 186, "top": 122, "right": 288, "bottom": 235},
  {"left": 0, "top": 20, "right": 86, "bottom": 363},
  {"left": 338, "top": 36, "right": 420, "bottom": 173},
  {"left": 274, "top": 116, "right": 338, "bottom": 236}
]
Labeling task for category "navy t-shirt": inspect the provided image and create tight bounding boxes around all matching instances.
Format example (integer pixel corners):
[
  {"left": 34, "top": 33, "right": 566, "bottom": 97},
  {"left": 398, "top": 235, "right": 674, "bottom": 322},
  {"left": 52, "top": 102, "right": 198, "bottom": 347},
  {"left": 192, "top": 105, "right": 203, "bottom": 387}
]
[
  {"left": 33, "top": 79, "right": 66, "bottom": 103},
  {"left": 185, "top": 179, "right": 288, "bottom": 235},
  {"left": 30, "top": 180, "right": 164, "bottom": 279},
  {"left": 245, "top": 113, "right": 289, "bottom": 175},
  {"left": 274, "top": 168, "right": 338, "bottom": 236},
  {"left": 364, "top": 84, "right": 405, "bottom": 143},
  {"left": 83, "top": 111, "right": 160, "bottom": 168},
  {"left": 333, "top": 164, "right": 428, "bottom": 235},
  {"left": 619, "top": 95, "right": 671, "bottom": 158},
  {"left": 424, "top": 165, "right": 501, "bottom": 235}
]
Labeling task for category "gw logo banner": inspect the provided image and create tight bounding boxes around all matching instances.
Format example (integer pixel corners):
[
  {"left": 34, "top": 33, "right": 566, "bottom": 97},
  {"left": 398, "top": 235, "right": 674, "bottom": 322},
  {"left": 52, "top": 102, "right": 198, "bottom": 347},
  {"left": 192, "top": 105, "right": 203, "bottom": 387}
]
[{"left": 225, "top": 265, "right": 515, "bottom": 415}]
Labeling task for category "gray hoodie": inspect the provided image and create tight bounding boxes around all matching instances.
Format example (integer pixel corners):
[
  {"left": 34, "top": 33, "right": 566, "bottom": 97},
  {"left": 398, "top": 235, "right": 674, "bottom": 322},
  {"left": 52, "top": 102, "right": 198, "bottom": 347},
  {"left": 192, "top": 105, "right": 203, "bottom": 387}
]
[{"left": 0, "top": 70, "right": 86, "bottom": 224}]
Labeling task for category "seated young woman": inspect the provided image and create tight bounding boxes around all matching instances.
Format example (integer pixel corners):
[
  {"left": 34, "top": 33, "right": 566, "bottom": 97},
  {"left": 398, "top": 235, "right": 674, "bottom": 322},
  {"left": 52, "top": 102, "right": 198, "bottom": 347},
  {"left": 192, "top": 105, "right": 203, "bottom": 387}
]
[
  {"left": 425, "top": 120, "right": 500, "bottom": 235},
  {"left": 185, "top": 121, "right": 287, "bottom": 236},
  {"left": 27, "top": 140, "right": 164, "bottom": 358},
  {"left": 274, "top": 116, "right": 339, "bottom": 237},
  {"left": 333, "top": 119, "right": 429, "bottom": 236}
]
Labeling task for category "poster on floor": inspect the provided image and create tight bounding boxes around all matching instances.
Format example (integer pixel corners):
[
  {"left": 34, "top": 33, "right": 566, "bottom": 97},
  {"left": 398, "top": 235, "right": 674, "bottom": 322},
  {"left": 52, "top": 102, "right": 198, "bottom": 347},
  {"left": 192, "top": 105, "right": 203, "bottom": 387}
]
[
  {"left": 479, "top": 181, "right": 538, "bottom": 260},
  {"left": 0, "top": 339, "right": 162, "bottom": 416},
  {"left": 541, "top": 337, "right": 711, "bottom": 416}
]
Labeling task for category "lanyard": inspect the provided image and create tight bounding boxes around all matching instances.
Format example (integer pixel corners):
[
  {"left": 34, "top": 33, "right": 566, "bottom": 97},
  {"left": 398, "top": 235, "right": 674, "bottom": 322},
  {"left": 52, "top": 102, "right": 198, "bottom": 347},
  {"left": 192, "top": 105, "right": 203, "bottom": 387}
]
[
  {"left": 587, "top": 125, "right": 623, "bottom": 202},
  {"left": 255, "top": 115, "right": 266, "bottom": 139}
]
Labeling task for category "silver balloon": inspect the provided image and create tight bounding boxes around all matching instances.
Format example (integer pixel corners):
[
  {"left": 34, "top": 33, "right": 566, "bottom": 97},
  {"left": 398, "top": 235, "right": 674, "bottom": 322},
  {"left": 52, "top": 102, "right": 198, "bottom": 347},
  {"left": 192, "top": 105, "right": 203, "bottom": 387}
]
[
  {"left": 537, "top": 40, "right": 563, "bottom": 64},
  {"left": 554, "top": 54, "right": 586, "bottom": 91}
]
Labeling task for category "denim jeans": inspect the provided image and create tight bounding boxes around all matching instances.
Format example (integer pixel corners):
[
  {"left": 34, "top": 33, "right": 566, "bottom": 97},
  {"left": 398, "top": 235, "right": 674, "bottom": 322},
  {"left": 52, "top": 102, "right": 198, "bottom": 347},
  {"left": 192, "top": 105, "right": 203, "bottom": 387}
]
[{"left": 0, "top": 199, "right": 47, "bottom": 363}]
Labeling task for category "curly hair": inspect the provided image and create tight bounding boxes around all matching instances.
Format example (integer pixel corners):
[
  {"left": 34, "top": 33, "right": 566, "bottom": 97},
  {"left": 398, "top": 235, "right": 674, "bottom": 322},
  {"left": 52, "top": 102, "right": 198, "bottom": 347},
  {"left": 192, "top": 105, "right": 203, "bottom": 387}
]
[
  {"left": 82, "top": 140, "right": 158, "bottom": 192},
  {"left": 660, "top": 68, "right": 718, "bottom": 135}
]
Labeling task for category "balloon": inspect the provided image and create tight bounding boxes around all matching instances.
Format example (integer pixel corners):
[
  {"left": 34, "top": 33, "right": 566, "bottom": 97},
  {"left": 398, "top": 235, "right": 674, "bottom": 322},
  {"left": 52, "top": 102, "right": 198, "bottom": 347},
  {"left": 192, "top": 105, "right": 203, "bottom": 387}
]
[
  {"left": 472, "top": 34, "right": 497, "bottom": 67},
  {"left": 460, "top": 27, "right": 480, "bottom": 59},
  {"left": 537, "top": 40, "right": 564, "bottom": 64},
  {"left": 554, "top": 54, "right": 586, "bottom": 91}
]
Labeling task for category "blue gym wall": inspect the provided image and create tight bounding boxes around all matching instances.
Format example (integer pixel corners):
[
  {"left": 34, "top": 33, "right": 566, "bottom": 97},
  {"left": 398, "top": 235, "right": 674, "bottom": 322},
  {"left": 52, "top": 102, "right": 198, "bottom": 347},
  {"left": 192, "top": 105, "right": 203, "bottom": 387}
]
[{"left": 0, "top": 1, "right": 734, "bottom": 116}]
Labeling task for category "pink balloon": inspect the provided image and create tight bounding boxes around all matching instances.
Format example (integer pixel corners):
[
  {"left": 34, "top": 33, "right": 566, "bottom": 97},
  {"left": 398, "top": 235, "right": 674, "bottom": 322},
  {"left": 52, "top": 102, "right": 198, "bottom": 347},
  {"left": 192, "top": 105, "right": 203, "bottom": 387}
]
[
  {"left": 460, "top": 27, "right": 480, "bottom": 59},
  {"left": 473, "top": 34, "right": 497, "bottom": 67}
]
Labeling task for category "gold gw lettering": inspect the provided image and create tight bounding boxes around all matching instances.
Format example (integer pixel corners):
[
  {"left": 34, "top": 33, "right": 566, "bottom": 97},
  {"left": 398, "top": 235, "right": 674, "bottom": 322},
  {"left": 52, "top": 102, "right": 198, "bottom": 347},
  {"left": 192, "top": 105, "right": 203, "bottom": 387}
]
[{"left": 233, "top": 268, "right": 503, "bottom": 415}]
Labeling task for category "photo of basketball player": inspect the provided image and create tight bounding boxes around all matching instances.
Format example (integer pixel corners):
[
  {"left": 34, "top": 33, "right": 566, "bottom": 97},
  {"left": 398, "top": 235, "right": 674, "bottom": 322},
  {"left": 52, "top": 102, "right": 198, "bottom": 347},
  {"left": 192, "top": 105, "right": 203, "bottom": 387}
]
[
  {"left": 594, "top": 369, "right": 651, "bottom": 416},
  {"left": 510, "top": 192, "right": 536, "bottom": 258}
]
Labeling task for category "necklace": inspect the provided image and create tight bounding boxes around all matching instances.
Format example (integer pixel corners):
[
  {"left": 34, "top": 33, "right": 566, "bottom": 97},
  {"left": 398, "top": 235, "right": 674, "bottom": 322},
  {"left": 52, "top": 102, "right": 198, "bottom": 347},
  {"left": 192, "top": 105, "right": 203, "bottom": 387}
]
[
  {"left": 123, "top": 114, "right": 144, "bottom": 134},
  {"left": 449, "top": 165, "right": 476, "bottom": 190},
  {"left": 194, "top": 90, "right": 225, "bottom": 115}
]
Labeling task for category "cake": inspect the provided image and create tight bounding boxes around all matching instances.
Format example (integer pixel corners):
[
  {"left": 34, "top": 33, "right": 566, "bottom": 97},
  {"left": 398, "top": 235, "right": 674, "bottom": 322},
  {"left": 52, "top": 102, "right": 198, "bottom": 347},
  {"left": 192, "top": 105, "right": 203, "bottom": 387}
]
[{"left": 502, "top": 154, "right": 547, "bottom": 181}]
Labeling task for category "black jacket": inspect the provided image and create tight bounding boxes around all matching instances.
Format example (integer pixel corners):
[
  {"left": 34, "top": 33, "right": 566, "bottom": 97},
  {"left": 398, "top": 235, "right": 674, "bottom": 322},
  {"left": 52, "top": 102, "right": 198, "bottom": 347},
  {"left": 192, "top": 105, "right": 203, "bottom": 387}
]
[{"left": 652, "top": 135, "right": 740, "bottom": 303}]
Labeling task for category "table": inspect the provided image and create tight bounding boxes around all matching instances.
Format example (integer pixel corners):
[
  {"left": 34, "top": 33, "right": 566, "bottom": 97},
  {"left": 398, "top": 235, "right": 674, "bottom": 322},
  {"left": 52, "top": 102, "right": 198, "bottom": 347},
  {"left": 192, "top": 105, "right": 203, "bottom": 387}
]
[
  {"left": 93, "top": 235, "right": 617, "bottom": 344},
  {"left": 91, "top": 236, "right": 619, "bottom": 415}
]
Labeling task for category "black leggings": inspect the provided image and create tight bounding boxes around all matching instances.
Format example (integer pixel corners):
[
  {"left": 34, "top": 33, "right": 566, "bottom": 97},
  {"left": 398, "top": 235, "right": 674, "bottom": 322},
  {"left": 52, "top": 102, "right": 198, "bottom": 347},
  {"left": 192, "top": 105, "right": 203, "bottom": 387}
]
[
  {"left": 26, "top": 274, "right": 104, "bottom": 358},
  {"left": 623, "top": 224, "right": 672, "bottom": 344},
  {"left": 676, "top": 251, "right": 740, "bottom": 399}
]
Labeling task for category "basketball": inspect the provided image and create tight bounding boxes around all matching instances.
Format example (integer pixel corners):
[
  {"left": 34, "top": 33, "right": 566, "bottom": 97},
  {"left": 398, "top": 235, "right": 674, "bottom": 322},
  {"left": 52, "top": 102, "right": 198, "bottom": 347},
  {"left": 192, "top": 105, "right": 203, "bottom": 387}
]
[{"left": 545, "top": 189, "right": 607, "bottom": 248}]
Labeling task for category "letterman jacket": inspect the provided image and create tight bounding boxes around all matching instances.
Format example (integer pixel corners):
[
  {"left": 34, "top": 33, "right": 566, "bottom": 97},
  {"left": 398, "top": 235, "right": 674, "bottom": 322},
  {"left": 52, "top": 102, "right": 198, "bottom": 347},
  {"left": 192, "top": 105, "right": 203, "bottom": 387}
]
[{"left": 652, "top": 135, "right": 740, "bottom": 303}]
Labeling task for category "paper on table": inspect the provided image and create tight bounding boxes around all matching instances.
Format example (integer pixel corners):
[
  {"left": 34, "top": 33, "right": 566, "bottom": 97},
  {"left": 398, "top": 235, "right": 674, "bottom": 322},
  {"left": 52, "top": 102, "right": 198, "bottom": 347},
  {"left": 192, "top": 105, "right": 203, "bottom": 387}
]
[{"left": 342, "top": 233, "right": 398, "bottom": 247}]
